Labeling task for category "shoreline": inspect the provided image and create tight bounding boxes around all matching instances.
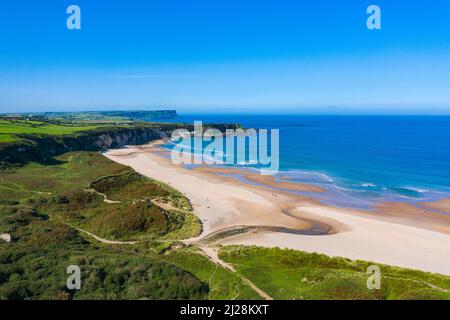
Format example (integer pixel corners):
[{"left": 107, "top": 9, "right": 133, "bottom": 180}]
[{"left": 105, "top": 141, "right": 450, "bottom": 275}]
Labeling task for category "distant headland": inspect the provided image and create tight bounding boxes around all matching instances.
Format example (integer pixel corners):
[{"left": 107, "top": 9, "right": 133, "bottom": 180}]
[{"left": 1, "top": 110, "right": 179, "bottom": 123}]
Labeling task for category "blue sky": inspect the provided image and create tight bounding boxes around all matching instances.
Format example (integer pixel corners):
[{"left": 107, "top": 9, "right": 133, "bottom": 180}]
[{"left": 0, "top": 0, "right": 450, "bottom": 114}]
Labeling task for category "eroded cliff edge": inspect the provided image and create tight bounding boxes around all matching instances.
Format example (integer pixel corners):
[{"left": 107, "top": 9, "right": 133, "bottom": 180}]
[{"left": 0, "top": 123, "right": 238, "bottom": 165}]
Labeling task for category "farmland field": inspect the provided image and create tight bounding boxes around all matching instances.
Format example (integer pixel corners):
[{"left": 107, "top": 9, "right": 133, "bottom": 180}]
[{"left": 0, "top": 119, "right": 100, "bottom": 142}]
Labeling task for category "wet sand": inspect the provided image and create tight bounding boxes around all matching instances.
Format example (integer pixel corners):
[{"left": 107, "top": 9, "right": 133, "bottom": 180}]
[
  {"left": 421, "top": 199, "right": 450, "bottom": 215},
  {"left": 105, "top": 141, "right": 450, "bottom": 275},
  {"left": 193, "top": 166, "right": 324, "bottom": 193}
]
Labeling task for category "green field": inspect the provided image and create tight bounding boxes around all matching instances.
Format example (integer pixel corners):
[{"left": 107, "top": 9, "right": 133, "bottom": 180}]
[
  {"left": 3, "top": 110, "right": 177, "bottom": 123},
  {"left": 0, "top": 134, "right": 15, "bottom": 143},
  {"left": 0, "top": 119, "right": 100, "bottom": 142}
]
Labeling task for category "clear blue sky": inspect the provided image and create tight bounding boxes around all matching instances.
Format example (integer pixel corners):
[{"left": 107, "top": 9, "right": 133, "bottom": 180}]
[{"left": 1, "top": 0, "right": 450, "bottom": 114}]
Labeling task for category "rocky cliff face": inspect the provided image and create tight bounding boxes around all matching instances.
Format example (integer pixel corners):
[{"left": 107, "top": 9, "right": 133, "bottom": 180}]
[
  {"left": 0, "top": 126, "right": 170, "bottom": 164},
  {"left": 0, "top": 123, "right": 239, "bottom": 165},
  {"left": 90, "top": 127, "right": 167, "bottom": 149}
]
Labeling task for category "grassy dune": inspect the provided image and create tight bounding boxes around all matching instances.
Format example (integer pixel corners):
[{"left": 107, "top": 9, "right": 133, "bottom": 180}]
[
  {"left": 162, "top": 248, "right": 261, "bottom": 300},
  {"left": 219, "top": 246, "right": 450, "bottom": 300}
]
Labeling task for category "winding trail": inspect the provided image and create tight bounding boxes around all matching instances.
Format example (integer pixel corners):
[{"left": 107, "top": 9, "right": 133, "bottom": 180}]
[
  {"left": 198, "top": 245, "right": 273, "bottom": 300},
  {"left": 83, "top": 188, "right": 121, "bottom": 204},
  {"left": 71, "top": 220, "right": 450, "bottom": 297},
  {"left": 71, "top": 224, "right": 272, "bottom": 299},
  {"left": 74, "top": 226, "right": 137, "bottom": 245}
]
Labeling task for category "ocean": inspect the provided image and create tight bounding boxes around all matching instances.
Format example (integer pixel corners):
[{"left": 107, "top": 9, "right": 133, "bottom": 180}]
[{"left": 159, "top": 114, "right": 450, "bottom": 209}]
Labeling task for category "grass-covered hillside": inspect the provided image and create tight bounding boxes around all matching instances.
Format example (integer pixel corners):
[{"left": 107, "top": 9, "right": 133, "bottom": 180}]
[
  {"left": 219, "top": 246, "right": 450, "bottom": 300},
  {"left": 0, "top": 151, "right": 206, "bottom": 299},
  {"left": 0, "top": 152, "right": 201, "bottom": 241},
  {"left": 0, "top": 215, "right": 208, "bottom": 300}
]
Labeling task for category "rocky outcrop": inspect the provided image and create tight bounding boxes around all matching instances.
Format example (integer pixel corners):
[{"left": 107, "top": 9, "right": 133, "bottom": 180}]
[{"left": 0, "top": 233, "right": 11, "bottom": 243}]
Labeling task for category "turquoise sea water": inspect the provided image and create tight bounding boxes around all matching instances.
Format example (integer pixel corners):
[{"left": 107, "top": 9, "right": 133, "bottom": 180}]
[{"left": 160, "top": 114, "right": 450, "bottom": 209}]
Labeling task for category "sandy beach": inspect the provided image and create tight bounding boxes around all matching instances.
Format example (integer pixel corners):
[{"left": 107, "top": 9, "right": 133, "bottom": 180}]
[{"left": 105, "top": 141, "right": 450, "bottom": 275}]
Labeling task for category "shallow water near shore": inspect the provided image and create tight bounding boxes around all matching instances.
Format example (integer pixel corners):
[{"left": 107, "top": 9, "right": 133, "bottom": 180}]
[{"left": 159, "top": 114, "right": 450, "bottom": 210}]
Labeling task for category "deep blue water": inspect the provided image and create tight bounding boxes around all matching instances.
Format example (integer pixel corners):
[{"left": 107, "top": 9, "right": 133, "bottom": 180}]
[{"left": 159, "top": 114, "right": 450, "bottom": 209}]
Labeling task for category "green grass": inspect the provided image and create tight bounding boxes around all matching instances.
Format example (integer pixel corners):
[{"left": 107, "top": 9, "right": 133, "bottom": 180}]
[
  {"left": 0, "top": 120, "right": 261, "bottom": 300},
  {"left": 0, "top": 150, "right": 212, "bottom": 300},
  {"left": 161, "top": 210, "right": 202, "bottom": 240},
  {"left": 0, "top": 134, "right": 15, "bottom": 143},
  {"left": 0, "top": 213, "right": 208, "bottom": 300},
  {"left": 0, "top": 152, "right": 128, "bottom": 202},
  {"left": 91, "top": 172, "right": 192, "bottom": 211},
  {"left": 0, "top": 119, "right": 100, "bottom": 142},
  {"left": 219, "top": 246, "right": 450, "bottom": 300},
  {"left": 162, "top": 248, "right": 261, "bottom": 300},
  {"left": 0, "top": 151, "right": 201, "bottom": 242}
]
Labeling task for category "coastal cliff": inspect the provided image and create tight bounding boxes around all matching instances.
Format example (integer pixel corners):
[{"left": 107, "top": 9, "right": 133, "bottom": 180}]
[{"left": 0, "top": 123, "right": 238, "bottom": 164}]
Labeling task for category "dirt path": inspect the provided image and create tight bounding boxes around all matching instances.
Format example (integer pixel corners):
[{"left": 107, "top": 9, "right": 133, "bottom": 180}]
[
  {"left": 74, "top": 226, "right": 137, "bottom": 245},
  {"left": 151, "top": 198, "right": 179, "bottom": 211},
  {"left": 70, "top": 224, "right": 273, "bottom": 298},
  {"left": 70, "top": 220, "right": 450, "bottom": 297},
  {"left": 198, "top": 245, "right": 274, "bottom": 300},
  {"left": 83, "top": 188, "right": 121, "bottom": 204}
]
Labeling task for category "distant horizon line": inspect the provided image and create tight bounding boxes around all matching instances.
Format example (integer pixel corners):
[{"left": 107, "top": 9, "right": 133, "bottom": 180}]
[{"left": 2, "top": 109, "right": 450, "bottom": 117}]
